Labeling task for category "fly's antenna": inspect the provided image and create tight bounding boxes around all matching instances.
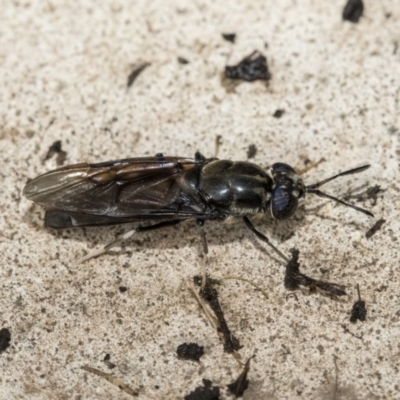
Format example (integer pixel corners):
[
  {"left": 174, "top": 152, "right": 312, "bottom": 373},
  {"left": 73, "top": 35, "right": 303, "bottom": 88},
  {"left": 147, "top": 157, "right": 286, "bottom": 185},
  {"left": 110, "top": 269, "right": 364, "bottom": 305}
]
[{"left": 305, "top": 165, "right": 374, "bottom": 217}]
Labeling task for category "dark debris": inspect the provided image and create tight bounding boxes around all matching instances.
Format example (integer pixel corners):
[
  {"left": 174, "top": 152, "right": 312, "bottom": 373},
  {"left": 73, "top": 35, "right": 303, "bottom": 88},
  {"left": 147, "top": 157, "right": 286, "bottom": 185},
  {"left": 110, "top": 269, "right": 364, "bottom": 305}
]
[
  {"left": 273, "top": 109, "right": 285, "bottom": 118},
  {"left": 350, "top": 300, "right": 367, "bottom": 323},
  {"left": 0, "top": 328, "right": 11, "bottom": 353},
  {"left": 177, "top": 342, "right": 204, "bottom": 362},
  {"left": 44, "top": 140, "right": 67, "bottom": 166},
  {"left": 227, "top": 356, "right": 254, "bottom": 398},
  {"left": 178, "top": 57, "right": 189, "bottom": 65},
  {"left": 375, "top": 285, "right": 388, "bottom": 293},
  {"left": 246, "top": 144, "right": 257, "bottom": 159},
  {"left": 222, "top": 33, "right": 236, "bottom": 43},
  {"left": 194, "top": 275, "right": 241, "bottom": 353},
  {"left": 184, "top": 379, "right": 221, "bottom": 400},
  {"left": 102, "top": 353, "right": 116, "bottom": 369},
  {"left": 350, "top": 284, "right": 367, "bottom": 323},
  {"left": 127, "top": 62, "right": 150, "bottom": 88},
  {"left": 342, "top": 0, "right": 364, "bottom": 23},
  {"left": 285, "top": 249, "right": 346, "bottom": 296},
  {"left": 365, "top": 218, "right": 386, "bottom": 239},
  {"left": 225, "top": 51, "right": 271, "bottom": 82}
]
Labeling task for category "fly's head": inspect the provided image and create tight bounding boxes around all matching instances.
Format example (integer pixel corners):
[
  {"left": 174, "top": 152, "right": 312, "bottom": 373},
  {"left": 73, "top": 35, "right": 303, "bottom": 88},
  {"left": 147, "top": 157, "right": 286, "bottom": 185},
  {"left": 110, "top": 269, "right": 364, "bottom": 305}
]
[
  {"left": 270, "top": 163, "right": 305, "bottom": 220},
  {"left": 269, "top": 162, "right": 374, "bottom": 220}
]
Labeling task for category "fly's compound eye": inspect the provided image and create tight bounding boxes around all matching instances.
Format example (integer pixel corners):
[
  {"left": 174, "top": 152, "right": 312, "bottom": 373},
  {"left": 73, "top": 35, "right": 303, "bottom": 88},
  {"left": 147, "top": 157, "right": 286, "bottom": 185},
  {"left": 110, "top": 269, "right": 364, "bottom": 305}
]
[
  {"left": 270, "top": 163, "right": 305, "bottom": 220},
  {"left": 271, "top": 187, "right": 300, "bottom": 219}
]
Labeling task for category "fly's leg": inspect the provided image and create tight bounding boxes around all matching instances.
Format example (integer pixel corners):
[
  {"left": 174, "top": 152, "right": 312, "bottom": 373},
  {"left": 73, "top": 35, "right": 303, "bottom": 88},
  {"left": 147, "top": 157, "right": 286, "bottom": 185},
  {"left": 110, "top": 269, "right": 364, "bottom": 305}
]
[
  {"left": 243, "top": 216, "right": 289, "bottom": 265},
  {"left": 77, "top": 220, "right": 182, "bottom": 264},
  {"left": 214, "top": 135, "right": 223, "bottom": 158},
  {"left": 196, "top": 219, "right": 209, "bottom": 289},
  {"left": 244, "top": 217, "right": 348, "bottom": 296}
]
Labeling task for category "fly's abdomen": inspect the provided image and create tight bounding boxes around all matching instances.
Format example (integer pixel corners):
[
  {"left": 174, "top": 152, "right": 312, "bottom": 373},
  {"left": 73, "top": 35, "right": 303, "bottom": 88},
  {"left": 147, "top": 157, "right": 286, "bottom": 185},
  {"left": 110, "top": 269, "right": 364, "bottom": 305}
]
[{"left": 199, "top": 160, "right": 273, "bottom": 216}]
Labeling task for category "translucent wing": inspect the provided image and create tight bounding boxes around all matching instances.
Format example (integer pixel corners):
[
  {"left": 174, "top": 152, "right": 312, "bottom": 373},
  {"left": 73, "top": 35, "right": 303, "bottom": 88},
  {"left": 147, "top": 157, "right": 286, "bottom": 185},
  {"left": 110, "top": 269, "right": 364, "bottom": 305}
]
[{"left": 24, "top": 156, "right": 208, "bottom": 224}]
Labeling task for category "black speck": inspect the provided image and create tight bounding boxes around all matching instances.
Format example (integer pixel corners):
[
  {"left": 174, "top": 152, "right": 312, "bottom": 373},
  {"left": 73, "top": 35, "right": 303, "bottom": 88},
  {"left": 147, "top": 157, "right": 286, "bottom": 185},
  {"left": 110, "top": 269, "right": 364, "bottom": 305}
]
[
  {"left": 222, "top": 33, "right": 236, "bottom": 43},
  {"left": 177, "top": 342, "right": 204, "bottom": 361},
  {"left": 227, "top": 356, "right": 254, "bottom": 398},
  {"left": 350, "top": 301, "right": 367, "bottom": 322},
  {"left": 225, "top": 51, "right": 271, "bottom": 82},
  {"left": 273, "top": 109, "right": 285, "bottom": 118},
  {"left": 102, "top": 353, "right": 116, "bottom": 369},
  {"left": 45, "top": 140, "right": 67, "bottom": 166},
  {"left": 0, "top": 328, "right": 11, "bottom": 353},
  {"left": 350, "top": 285, "right": 367, "bottom": 323},
  {"left": 47, "top": 140, "right": 62, "bottom": 154},
  {"left": 178, "top": 57, "right": 189, "bottom": 65},
  {"left": 285, "top": 249, "right": 301, "bottom": 291},
  {"left": 119, "top": 286, "right": 127, "bottom": 293},
  {"left": 365, "top": 218, "right": 386, "bottom": 239},
  {"left": 185, "top": 379, "right": 220, "bottom": 400},
  {"left": 127, "top": 62, "right": 150, "bottom": 88},
  {"left": 247, "top": 144, "right": 257, "bottom": 159},
  {"left": 342, "top": 0, "right": 364, "bottom": 23}
]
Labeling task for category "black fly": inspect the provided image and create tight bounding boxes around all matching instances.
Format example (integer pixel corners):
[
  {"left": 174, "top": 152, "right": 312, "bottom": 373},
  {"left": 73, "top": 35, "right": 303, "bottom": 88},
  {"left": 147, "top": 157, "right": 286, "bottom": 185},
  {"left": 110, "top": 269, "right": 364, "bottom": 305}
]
[{"left": 23, "top": 152, "right": 373, "bottom": 264}]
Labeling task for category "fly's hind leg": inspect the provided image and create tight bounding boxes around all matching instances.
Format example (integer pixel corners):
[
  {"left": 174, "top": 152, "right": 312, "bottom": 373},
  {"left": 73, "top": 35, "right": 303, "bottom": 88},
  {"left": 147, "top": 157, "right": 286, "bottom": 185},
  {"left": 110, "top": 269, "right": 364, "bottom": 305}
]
[
  {"left": 243, "top": 216, "right": 289, "bottom": 265},
  {"left": 77, "top": 220, "right": 182, "bottom": 264},
  {"left": 196, "top": 219, "right": 209, "bottom": 289}
]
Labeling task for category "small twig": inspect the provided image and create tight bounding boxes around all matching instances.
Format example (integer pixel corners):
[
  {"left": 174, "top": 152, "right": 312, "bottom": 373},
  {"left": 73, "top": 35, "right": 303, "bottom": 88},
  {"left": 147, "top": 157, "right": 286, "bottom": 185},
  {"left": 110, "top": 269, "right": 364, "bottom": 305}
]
[
  {"left": 221, "top": 276, "right": 269, "bottom": 300},
  {"left": 81, "top": 365, "right": 138, "bottom": 397}
]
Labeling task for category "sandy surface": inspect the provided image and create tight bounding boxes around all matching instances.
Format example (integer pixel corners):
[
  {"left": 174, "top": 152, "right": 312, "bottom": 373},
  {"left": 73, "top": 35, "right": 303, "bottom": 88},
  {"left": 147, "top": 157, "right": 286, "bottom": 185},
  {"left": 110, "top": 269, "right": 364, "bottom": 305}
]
[{"left": 1, "top": 1, "right": 399, "bottom": 399}]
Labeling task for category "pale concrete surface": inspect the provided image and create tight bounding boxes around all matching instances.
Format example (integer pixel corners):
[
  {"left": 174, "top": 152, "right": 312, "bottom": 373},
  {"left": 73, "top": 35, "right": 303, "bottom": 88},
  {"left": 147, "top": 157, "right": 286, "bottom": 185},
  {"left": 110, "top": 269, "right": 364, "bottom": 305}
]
[{"left": 1, "top": 1, "right": 399, "bottom": 399}]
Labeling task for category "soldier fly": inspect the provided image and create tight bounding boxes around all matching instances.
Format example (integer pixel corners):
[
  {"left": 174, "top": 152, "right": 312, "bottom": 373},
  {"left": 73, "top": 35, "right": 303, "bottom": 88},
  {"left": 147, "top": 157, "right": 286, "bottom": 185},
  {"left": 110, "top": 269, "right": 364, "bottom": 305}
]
[{"left": 23, "top": 152, "right": 373, "bottom": 265}]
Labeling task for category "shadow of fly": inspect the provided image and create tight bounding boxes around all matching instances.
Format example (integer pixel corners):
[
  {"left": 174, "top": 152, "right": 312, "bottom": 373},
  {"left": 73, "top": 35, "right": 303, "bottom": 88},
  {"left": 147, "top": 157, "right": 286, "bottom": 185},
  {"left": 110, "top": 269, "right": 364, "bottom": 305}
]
[{"left": 24, "top": 152, "right": 373, "bottom": 282}]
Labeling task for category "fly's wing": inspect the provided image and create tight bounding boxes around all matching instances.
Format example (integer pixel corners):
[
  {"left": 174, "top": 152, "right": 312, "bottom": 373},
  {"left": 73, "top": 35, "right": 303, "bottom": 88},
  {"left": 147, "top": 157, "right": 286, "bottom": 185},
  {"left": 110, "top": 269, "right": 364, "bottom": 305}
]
[{"left": 24, "top": 156, "right": 207, "bottom": 226}]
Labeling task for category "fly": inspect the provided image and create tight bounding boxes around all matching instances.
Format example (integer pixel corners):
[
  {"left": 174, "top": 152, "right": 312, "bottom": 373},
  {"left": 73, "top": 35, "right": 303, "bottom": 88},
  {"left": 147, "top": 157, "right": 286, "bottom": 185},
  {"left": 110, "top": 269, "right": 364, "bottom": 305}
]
[{"left": 23, "top": 152, "right": 373, "bottom": 266}]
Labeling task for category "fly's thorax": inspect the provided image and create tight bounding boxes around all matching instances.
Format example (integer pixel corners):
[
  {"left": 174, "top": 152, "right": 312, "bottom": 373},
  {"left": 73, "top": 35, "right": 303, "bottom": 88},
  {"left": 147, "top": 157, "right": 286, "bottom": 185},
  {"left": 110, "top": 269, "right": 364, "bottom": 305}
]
[
  {"left": 176, "top": 163, "right": 206, "bottom": 207},
  {"left": 198, "top": 160, "right": 273, "bottom": 216}
]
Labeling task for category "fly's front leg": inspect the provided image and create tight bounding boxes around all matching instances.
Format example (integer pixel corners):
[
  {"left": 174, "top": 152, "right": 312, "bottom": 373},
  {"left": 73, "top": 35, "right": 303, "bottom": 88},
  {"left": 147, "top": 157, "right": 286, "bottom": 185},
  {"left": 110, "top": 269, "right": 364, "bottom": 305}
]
[
  {"left": 77, "top": 220, "right": 182, "bottom": 264},
  {"left": 243, "top": 216, "right": 289, "bottom": 265},
  {"left": 196, "top": 219, "right": 209, "bottom": 289}
]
